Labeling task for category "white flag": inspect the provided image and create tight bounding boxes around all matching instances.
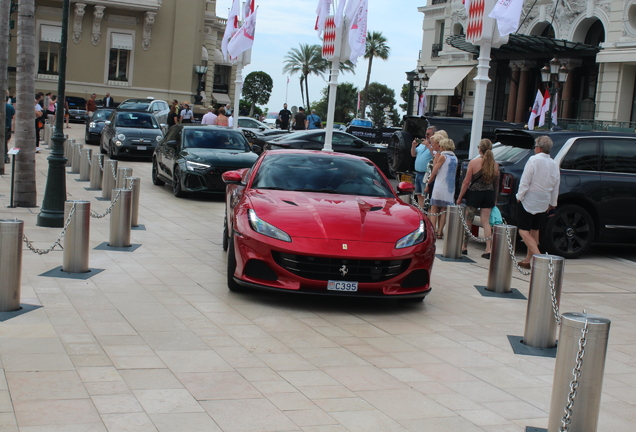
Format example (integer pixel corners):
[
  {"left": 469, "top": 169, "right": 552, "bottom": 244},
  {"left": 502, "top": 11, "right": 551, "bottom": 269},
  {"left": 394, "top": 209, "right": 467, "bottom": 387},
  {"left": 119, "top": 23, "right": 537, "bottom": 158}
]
[
  {"left": 528, "top": 90, "right": 543, "bottom": 131},
  {"left": 418, "top": 93, "right": 427, "bottom": 116},
  {"left": 222, "top": 0, "right": 240, "bottom": 61},
  {"left": 315, "top": 0, "right": 332, "bottom": 37},
  {"left": 488, "top": 0, "right": 524, "bottom": 36},
  {"left": 335, "top": 0, "right": 348, "bottom": 28},
  {"left": 538, "top": 88, "right": 550, "bottom": 127},
  {"left": 243, "top": 0, "right": 254, "bottom": 19},
  {"left": 551, "top": 92, "right": 558, "bottom": 127},
  {"left": 347, "top": 0, "right": 367, "bottom": 64},
  {"left": 227, "top": 8, "right": 257, "bottom": 59}
]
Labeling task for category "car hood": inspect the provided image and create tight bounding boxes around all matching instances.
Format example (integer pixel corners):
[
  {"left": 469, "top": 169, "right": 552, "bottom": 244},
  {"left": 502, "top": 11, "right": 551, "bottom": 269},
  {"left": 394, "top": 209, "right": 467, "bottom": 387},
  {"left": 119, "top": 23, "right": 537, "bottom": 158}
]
[
  {"left": 246, "top": 190, "right": 422, "bottom": 242},
  {"left": 183, "top": 148, "right": 258, "bottom": 166},
  {"left": 116, "top": 127, "right": 162, "bottom": 137}
]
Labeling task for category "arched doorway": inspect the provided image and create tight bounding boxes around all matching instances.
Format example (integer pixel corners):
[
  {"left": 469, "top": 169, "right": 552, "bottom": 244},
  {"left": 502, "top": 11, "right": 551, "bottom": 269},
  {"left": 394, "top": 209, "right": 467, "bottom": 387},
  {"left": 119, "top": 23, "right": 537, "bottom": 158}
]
[{"left": 568, "top": 19, "right": 605, "bottom": 119}]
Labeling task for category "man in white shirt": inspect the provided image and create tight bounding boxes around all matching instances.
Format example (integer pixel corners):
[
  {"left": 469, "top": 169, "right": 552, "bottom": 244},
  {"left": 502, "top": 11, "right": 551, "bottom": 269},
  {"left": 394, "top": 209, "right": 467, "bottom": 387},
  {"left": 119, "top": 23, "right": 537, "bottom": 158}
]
[
  {"left": 228, "top": 112, "right": 234, "bottom": 128},
  {"left": 201, "top": 106, "right": 217, "bottom": 125},
  {"left": 516, "top": 135, "right": 560, "bottom": 268}
]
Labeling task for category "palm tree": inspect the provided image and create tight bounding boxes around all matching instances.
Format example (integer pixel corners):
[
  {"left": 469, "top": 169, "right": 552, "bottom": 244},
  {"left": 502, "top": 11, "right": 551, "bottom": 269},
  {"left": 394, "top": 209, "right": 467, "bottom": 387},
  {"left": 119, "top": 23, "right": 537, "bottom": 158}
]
[
  {"left": 282, "top": 44, "right": 327, "bottom": 112},
  {"left": 14, "top": 0, "right": 37, "bottom": 206},
  {"left": 360, "top": 31, "right": 390, "bottom": 119}
]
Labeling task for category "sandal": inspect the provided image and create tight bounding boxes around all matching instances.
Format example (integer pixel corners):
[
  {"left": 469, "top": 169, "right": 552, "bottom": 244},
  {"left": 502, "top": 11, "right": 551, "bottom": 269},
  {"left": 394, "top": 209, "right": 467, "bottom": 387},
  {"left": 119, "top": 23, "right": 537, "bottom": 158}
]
[
  {"left": 518, "top": 261, "right": 531, "bottom": 269},
  {"left": 437, "top": 233, "right": 443, "bottom": 239},
  {"left": 481, "top": 253, "right": 491, "bottom": 260}
]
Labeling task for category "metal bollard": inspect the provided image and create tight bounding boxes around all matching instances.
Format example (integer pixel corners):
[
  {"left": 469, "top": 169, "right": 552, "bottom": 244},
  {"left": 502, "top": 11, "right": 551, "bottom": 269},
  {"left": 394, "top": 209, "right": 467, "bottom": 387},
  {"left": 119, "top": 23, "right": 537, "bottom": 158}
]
[
  {"left": 71, "top": 143, "right": 83, "bottom": 174},
  {"left": 523, "top": 254, "right": 564, "bottom": 348},
  {"left": 62, "top": 201, "right": 91, "bottom": 273},
  {"left": 125, "top": 177, "right": 141, "bottom": 227},
  {"left": 43, "top": 124, "right": 51, "bottom": 147},
  {"left": 109, "top": 189, "right": 132, "bottom": 247},
  {"left": 548, "top": 312, "right": 610, "bottom": 432},
  {"left": 442, "top": 205, "right": 463, "bottom": 259},
  {"left": 0, "top": 219, "right": 23, "bottom": 312},
  {"left": 79, "top": 148, "right": 92, "bottom": 181},
  {"left": 115, "top": 167, "right": 133, "bottom": 189},
  {"left": 486, "top": 224, "right": 517, "bottom": 293},
  {"left": 89, "top": 154, "right": 104, "bottom": 190},
  {"left": 64, "top": 139, "right": 74, "bottom": 167},
  {"left": 101, "top": 160, "right": 118, "bottom": 199}
]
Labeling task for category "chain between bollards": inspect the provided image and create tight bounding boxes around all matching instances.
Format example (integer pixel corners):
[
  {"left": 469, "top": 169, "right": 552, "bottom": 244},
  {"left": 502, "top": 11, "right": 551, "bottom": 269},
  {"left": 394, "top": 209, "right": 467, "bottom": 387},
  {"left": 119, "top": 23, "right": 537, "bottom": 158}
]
[
  {"left": 559, "top": 319, "right": 589, "bottom": 432},
  {"left": 504, "top": 225, "right": 531, "bottom": 275},
  {"left": 90, "top": 190, "right": 122, "bottom": 219},
  {"left": 410, "top": 195, "right": 447, "bottom": 216},
  {"left": 456, "top": 205, "right": 492, "bottom": 243},
  {"left": 549, "top": 257, "right": 562, "bottom": 326},
  {"left": 110, "top": 161, "right": 117, "bottom": 179},
  {"left": 23, "top": 203, "right": 76, "bottom": 254}
]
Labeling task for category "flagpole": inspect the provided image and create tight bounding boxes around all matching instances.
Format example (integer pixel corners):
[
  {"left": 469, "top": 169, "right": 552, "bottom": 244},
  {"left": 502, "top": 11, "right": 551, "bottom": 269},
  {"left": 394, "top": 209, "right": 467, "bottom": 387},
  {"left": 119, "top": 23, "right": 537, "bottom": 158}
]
[
  {"left": 233, "top": 57, "right": 243, "bottom": 130},
  {"left": 323, "top": 61, "right": 339, "bottom": 152},
  {"left": 468, "top": 41, "right": 491, "bottom": 159},
  {"left": 285, "top": 77, "right": 289, "bottom": 103}
]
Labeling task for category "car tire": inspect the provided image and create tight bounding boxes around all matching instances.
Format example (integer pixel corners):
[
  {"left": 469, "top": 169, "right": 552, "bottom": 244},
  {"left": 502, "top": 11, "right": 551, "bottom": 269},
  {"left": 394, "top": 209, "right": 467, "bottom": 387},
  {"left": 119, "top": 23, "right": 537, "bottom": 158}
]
[
  {"left": 222, "top": 216, "right": 229, "bottom": 252},
  {"left": 99, "top": 140, "right": 106, "bottom": 154},
  {"left": 387, "top": 131, "right": 414, "bottom": 174},
  {"left": 227, "top": 238, "right": 244, "bottom": 292},
  {"left": 541, "top": 204, "right": 595, "bottom": 259},
  {"left": 172, "top": 166, "right": 188, "bottom": 198},
  {"left": 152, "top": 159, "right": 165, "bottom": 186}
]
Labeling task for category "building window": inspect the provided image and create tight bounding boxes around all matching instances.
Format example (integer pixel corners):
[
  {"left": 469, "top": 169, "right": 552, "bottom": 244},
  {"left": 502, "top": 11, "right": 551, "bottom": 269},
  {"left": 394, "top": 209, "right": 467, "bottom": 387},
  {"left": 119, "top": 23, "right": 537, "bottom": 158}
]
[
  {"left": 108, "top": 33, "right": 133, "bottom": 82},
  {"left": 213, "top": 65, "right": 231, "bottom": 93},
  {"left": 38, "top": 25, "right": 61, "bottom": 75}
]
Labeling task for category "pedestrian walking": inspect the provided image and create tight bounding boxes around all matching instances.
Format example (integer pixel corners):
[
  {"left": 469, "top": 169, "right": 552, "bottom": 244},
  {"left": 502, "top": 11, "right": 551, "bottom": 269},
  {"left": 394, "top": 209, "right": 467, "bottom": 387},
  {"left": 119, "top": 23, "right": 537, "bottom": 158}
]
[
  {"left": 86, "top": 93, "right": 97, "bottom": 119},
  {"left": 180, "top": 103, "right": 194, "bottom": 124},
  {"left": 5, "top": 96, "right": 15, "bottom": 163},
  {"left": 278, "top": 103, "right": 292, "bottom": 131},
  {"left": 201, "top": 106, "right": 217, "bottom": 125},
  {"left": 425, "top": 137, "right": 457, "bottom": 239},
  {"left": 306, "top": 109, "right": 322, "bottom": 129},
  {"left": 292, "top": 107, "right": 307, "bottom": 130},
  {"left": 216, "top": 107, "right": 229, "bottom": 126},
  {"left": 411, "top": 126, "right": 436, "bottom": 208},
  {"left": 516, "top": 135, "right": 560, "bottom": 268},
  {"left": 102, "top": 93, "right": 115, "bottom": 107}
]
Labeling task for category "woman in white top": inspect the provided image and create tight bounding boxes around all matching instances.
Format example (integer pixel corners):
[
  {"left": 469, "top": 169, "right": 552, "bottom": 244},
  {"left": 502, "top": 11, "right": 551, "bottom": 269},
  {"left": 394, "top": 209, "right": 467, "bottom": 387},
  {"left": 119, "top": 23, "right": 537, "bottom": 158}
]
[
  {"left": 180, "top": 104, "right": 193, "bottom": 124},
  {"left": 425, "top": 137, "right": 457, "bottom": 239}
]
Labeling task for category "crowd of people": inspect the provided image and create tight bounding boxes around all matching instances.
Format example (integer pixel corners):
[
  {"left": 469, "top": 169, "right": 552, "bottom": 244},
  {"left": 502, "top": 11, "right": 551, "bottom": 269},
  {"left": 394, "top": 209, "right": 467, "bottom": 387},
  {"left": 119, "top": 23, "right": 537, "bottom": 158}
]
[{"left": 411, "top": 126, "right": 559, "bottom": 265}]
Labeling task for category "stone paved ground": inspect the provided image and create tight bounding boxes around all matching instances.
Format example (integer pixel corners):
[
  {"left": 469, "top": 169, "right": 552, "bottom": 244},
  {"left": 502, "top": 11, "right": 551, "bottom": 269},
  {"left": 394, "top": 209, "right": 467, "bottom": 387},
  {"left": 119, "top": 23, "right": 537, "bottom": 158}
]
[{"left": 0, "top": 126, "right": 634, "bottom": 431}]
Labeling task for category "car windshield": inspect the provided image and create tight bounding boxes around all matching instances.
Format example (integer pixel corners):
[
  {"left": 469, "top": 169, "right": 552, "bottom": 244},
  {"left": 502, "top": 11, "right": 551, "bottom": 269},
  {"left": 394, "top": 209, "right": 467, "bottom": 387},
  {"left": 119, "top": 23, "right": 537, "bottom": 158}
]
[
  {"left": 118, "top": 101, "right": 150, "bottom": 110},
  {"left": 183, "top": 129, "right": 248, "bottom": 151},
  {"left": 93, "top": 110, "right": 113, "bottom": 121},
  {"left": 253, "top": 153, "right": 393, "bottom": 198},
  {"left": 351, "top": 119, "right": 373, "bottom": 127},
  {"left": 116, "top": 113, "right": 158, "bottom": 129},
  {"left": 492, "top": 142, "right": 531, "bottom": 164}
]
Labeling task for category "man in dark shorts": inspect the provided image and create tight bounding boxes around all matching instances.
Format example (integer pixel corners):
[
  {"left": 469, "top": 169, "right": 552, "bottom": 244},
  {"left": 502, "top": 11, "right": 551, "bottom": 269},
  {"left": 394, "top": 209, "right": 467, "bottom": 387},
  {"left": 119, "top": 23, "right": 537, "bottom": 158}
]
[
  {"left": 516, "top": 135, "right": 560, "bottom": 268},
  {"left": 292, "top": 107, "right": 307, "bottom": 130},
  {"left": 278, "top": 103, "right": 292, "bottom": 130}
]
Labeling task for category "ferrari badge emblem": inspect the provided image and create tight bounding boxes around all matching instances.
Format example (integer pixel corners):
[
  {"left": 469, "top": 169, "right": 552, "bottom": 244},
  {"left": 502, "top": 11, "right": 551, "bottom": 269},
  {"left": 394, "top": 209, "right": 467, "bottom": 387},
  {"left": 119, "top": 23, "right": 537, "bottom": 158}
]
[
  {"left": 342, "top": 244, "right": 347, "bottom": 250},
  {"left": 339, "top": 265, "right": 348, "bottom": 277}
]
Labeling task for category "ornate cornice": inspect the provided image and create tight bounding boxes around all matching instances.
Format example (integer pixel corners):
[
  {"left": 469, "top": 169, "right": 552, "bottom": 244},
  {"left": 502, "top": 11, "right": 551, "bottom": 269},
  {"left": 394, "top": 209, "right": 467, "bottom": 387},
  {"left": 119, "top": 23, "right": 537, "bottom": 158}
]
[
  {"left": 142, "top": 12, "right": 156, "bottom": 51},
  {"left": 73, "top": 3, "right": 86, "bottom": 44},
  {"left": 92, "top": 6, "right": 105, "bottom": 46}
]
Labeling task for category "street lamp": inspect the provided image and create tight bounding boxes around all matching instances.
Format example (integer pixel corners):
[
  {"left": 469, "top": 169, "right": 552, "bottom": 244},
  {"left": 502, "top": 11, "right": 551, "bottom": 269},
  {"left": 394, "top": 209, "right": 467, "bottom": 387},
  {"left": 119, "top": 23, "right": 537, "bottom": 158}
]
[
  {"left": 414, "top": 66, "right": 429, "bottom": 116},
  {"left": 405, "top": 70, "right": 418, "bottom": 116},
  {"left": 541, "top": 57, "right": 568, "bottom": 130},
  {"left": 193, "top": 64, "right": 208, "bottom": 105}
]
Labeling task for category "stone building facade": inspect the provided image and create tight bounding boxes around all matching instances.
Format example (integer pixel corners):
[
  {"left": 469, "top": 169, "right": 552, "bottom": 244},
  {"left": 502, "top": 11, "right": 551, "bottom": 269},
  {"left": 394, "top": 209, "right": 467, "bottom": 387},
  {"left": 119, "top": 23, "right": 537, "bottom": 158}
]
[
  {"left": 416, "top": 0, "right": 636, "bottom": 127},
  {"left": 7, "top": 0, "right": 238, "bottom": 107}
]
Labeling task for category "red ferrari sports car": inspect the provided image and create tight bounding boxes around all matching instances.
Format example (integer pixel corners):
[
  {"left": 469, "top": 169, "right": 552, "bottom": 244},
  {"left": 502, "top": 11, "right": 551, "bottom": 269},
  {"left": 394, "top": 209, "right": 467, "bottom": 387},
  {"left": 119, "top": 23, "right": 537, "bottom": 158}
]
[{"left": 222, "top": 150, "right": 436, "bottom": 300}]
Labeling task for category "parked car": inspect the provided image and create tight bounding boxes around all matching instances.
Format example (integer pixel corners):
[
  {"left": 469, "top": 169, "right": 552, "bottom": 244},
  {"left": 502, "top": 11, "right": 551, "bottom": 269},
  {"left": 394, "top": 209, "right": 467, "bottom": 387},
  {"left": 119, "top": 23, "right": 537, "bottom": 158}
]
[
  {"left": 85, "top": 108, "right": 115, "bottom": 144},
  {"left": 100, "top": 111, "right": 163, "bottom": 160},
  {"left": 265, "top": 130, "right": 390, "bottom": 176},
  {"left": 66, "top": 96, "right": 87, "bottom": 123},
  {"left": 489, "top": 129, "right": 636, "bottom": 258},
  {"left": 237, "top": 116, "right": 272, "bottom": 130},
  {"left": 263, "top": 111, "right": 278, "bottom": 127},
  {"left": 117, "top": 97, "right": 170, "bottom": 125},
  {"left": 152, "top": 124, "right": 259, "bottom": 197},
  {"left": 238, "top": 116, "right": 290, "bottom": 150},
  {"left": 222, "top": 150, "right": 435, "bottom": 299}
]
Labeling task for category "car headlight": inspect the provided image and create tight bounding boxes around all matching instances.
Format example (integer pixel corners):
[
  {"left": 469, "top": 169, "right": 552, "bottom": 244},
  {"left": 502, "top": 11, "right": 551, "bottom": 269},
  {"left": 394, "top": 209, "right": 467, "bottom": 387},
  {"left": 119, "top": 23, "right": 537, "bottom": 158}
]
[
  {"left": 117, "top": 133, "right": 126, "bottom": 141},
  {"left": 156, "top": 135, "right": 162, "bottom": 142},
  {"left": 115, "top": 140, "right": 123, "bottom": 147},
  {"left": 395, "top": 220, "right": 426, "bottom": 249},
  {"left": 185, "top": 161, "right": 211, "bottom": 171},
  {"left": 89, "top": 122, "right": 96, "bottom": 128},
  {"left": 248, "top": 209, "right": 291, "bottom": 242}
]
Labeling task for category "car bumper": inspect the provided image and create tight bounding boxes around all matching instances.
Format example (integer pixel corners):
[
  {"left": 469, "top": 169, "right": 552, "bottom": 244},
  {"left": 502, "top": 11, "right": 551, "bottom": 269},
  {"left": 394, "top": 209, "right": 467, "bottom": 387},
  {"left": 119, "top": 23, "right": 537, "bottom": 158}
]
[
  {"left": 113, "top": 143, "right": 157, "bottom": 158},
  {"left": 231, "top": 231, "right": 436, "bottom": 298}
]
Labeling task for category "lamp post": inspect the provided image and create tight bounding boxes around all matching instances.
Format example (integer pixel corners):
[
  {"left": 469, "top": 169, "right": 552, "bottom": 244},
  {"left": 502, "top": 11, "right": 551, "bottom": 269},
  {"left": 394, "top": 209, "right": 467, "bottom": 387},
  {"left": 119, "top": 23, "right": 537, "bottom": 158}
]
[
  {"left": 37, "top": 0, "right": 70, "bottom": 228},
  {"left": 405, "top": 70, "right": 417, "bottom": 116},
  {"left": 193, "top": 64, "right": 208, "bottom": 105},
  {"left": 414, "top": 66, "right": 429, "bottom": 116},
  {"left": 541, "top": 57, "right": 568, "bottom": 130}
]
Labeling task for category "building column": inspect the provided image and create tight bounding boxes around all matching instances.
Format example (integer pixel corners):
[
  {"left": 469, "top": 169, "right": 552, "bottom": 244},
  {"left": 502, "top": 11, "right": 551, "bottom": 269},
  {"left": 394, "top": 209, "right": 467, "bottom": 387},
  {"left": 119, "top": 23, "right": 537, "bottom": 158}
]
[
  {"left": 559, "top": 59, "right": 581, "bottom": 121},
  {"left": 506, "top": 64, "right": 520, "bottom": 123},
  {"left": 514, "top": 63, "right": 532, "bottom": 123}
]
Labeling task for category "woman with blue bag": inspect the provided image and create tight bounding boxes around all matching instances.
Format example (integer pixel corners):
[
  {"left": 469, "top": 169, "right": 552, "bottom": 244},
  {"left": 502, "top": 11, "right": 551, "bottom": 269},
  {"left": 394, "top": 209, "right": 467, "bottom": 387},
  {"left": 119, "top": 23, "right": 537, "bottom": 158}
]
[{"left": 456, "top": 139, "right": 500, "bottom": 259}]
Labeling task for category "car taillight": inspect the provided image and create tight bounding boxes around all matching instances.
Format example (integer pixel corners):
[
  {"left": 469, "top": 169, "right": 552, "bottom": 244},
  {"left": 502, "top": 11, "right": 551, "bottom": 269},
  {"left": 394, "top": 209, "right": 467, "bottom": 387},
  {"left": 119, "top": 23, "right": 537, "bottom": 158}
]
[{"left": 500, "top": 173, "right": 513, "bottom": 195}]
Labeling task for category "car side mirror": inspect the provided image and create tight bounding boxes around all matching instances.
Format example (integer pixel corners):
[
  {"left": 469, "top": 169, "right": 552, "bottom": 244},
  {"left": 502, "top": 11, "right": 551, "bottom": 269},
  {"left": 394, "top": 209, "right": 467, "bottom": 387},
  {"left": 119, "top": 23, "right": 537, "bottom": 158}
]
[
  {"left": 166, "top": 140, "right": 178, "bottom": 149},
  {"left": 222, "top": 170, "right": 243, "bottom": 184},
  {"left": 251, "top": 144, "right": 262, "bottom": 154},
  {"left": 104, "top": 121, "right": 111, "bottom": 126},
  {"left": 159, "top": 123, "right": 166, "bottom": 128},
  {"left": 396, "top": 181, "right": 415, "bottom": 194},
  {"left": 258, "top": 126, "right": 266, "bottom": 131}
]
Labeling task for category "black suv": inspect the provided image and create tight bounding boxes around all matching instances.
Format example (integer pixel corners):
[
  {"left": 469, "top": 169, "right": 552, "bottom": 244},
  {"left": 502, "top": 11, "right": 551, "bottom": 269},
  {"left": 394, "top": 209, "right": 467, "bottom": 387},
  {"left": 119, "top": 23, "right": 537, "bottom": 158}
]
[{"left": 492, "top": 129, "right": 636, "bottom": 258}]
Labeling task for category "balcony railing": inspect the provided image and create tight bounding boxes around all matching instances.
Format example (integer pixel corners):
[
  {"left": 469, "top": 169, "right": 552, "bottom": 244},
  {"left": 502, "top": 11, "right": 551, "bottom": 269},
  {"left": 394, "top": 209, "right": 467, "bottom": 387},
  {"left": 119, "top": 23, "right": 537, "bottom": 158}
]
[
  {"left": 431, "top": 0, "right": 448, "bottom": 4},
  {"left": 431, "top": 43, "right": 443, "bottom": 58}
]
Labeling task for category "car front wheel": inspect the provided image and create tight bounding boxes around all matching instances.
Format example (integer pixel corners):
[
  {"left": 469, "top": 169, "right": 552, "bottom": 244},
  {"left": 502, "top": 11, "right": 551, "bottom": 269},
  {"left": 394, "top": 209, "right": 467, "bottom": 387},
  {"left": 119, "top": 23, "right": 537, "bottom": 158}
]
[
  {"left": 542, "top": 204, "right": 594, "bottom": 259},
  {"left": 227, "top": 238, "right": 244, "bottom": 292},
  {"left": 152, "top": 159, "right": 165, "bottom": 186},
  {"left": 222, "top": 216, "right": 229, "bottom": 251},
  {"left": 172, "top": 166, "right": 188, "bottom": 198}
]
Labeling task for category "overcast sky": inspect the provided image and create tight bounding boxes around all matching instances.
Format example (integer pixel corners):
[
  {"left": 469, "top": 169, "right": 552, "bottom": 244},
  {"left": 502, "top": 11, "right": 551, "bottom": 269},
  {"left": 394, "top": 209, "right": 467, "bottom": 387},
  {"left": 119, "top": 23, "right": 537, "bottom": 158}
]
[{"left": 215, "top": 0, "right": 425, "bottom": 114}]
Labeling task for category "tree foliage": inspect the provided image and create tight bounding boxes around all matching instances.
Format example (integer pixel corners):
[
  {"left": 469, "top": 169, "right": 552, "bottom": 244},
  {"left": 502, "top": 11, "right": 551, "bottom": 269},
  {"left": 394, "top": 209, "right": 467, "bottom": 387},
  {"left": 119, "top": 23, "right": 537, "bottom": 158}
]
[
  {"left": 312, "top": 82, "right": 359, "bottom": 124},
  {"left": 399, "top": 83, "right": 409, "bottom": 113},
  {"left": 242, "top": 71, "right": 273, "bottom": 117},
  {"left": 366, "top": 82, "right": 396, "bottom": 128},
  {"left": 361, "top": 31, "right": 390, "bottom": 119}
]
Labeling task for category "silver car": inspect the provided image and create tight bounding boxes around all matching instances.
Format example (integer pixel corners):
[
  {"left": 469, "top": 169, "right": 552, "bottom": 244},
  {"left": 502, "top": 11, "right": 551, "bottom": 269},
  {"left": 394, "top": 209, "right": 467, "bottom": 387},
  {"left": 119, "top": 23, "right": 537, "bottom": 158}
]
[{"left": 117, "top": 97, "right": 170, "bottom": 125}]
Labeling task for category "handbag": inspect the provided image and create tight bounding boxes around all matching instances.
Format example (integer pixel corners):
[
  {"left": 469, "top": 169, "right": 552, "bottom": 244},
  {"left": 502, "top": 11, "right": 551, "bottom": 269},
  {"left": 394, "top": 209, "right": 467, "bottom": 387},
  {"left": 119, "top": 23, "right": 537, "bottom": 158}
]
[{"left": 490, "top": 206, "right": 503, "bottom": 226}]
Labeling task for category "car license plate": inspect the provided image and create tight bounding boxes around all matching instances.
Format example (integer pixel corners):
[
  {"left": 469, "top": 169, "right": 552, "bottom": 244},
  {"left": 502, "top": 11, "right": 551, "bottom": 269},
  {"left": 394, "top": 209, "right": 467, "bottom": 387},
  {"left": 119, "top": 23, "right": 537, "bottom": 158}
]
[
  {"left": 137, "top": 146, "right": 147, "bottom": 150},
  {"left": 327, "top": 280, "right": 358, "bottom": 292},
  {"left": 401, "top": 174, "right": 413, "bottom": 183}
]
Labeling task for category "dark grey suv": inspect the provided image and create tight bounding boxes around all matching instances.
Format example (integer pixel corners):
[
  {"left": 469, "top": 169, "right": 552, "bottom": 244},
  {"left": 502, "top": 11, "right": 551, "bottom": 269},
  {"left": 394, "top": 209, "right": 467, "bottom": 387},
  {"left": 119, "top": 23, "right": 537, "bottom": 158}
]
[{"left": 492, "top": 129, "right": 636, "bottom": 258}]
